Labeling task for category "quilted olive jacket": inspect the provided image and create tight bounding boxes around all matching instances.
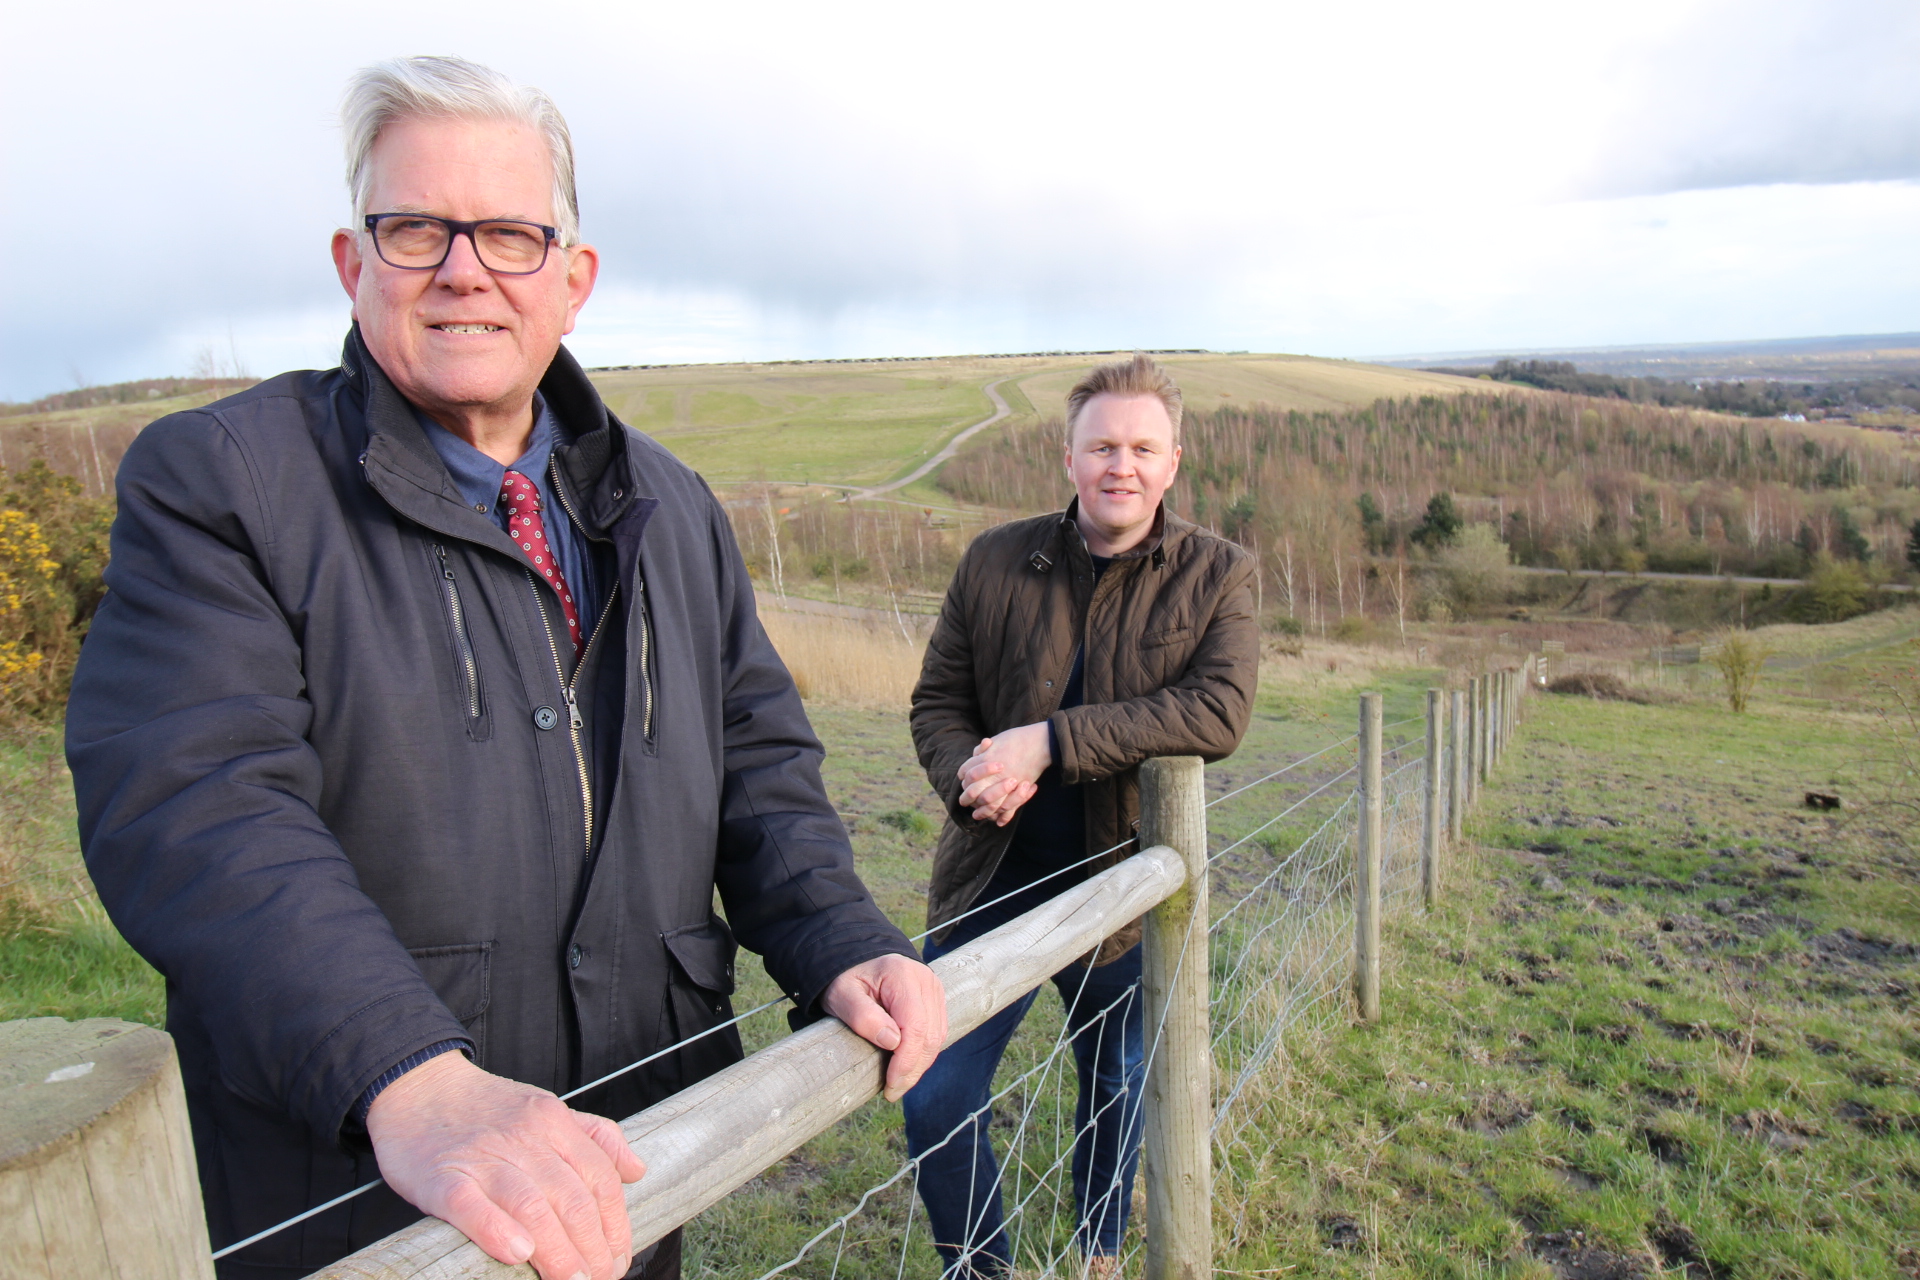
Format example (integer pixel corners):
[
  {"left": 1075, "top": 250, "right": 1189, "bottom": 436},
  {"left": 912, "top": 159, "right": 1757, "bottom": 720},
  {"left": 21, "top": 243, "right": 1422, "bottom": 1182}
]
[{"left": 910, "top": 503, "right": 1259, "bottom": 960}]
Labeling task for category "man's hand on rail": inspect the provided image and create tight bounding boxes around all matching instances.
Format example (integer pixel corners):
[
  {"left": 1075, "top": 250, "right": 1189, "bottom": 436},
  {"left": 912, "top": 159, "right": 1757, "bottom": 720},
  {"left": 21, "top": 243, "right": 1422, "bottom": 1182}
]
[
  {"left": 366, "top": 1052, "right": 644, "bottom": 1280},
  {"left": 957, "top": 724, "right": 1051, "bottom": 825},
  {"left": 821, "top": 953, "right": 950, "bottom": 1102}
]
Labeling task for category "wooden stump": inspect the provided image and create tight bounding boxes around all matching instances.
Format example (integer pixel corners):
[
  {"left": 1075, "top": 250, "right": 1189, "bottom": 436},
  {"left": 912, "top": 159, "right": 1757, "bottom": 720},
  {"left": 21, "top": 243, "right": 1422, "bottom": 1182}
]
[{"left": 0, "top": 1017, "right": 212, "bottom": 1280}]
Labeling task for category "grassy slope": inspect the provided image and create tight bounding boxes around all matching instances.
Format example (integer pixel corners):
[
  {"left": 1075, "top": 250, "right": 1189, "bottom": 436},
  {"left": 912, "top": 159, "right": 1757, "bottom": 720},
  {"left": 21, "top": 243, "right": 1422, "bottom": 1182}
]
[
  {"left": 1228, "top": 630, "right": 1920, "bottom": 1277},
  {"left": 1, "top": 354, "right": 1488, "bottom": 498}
]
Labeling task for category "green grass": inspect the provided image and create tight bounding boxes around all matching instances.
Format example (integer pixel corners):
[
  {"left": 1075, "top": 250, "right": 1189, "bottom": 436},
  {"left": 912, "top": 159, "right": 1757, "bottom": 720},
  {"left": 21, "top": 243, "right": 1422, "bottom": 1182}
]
[
  {"left": 1216, "top": 661, "right": 1920, "bottom": 1276},
  {"left": 0, "top": 729, "right": 164, "bottom": 1025}
]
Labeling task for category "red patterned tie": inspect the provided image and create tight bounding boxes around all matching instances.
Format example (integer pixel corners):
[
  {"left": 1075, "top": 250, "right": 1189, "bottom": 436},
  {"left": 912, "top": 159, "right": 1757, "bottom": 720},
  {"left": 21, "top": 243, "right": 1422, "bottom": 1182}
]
[{"left": 500, "top": 470, "right": 582, "bottom": 654}]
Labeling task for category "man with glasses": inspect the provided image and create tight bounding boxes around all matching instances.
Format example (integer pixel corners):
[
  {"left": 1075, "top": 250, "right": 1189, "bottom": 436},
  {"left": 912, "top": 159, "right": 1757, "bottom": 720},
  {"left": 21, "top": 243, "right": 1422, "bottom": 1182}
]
[{"left": 67, "top": 56, "right": 944, "bottom": 1280}]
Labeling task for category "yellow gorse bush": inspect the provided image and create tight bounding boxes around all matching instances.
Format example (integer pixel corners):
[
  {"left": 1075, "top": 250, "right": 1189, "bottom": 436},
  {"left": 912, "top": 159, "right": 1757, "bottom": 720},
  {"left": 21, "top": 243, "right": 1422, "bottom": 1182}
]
[
  {"left": 0, "top": 464, "right": 116, "bottom": 721},
  {"left": 0, "top": 508, "right": 61, "bottom": 711}
]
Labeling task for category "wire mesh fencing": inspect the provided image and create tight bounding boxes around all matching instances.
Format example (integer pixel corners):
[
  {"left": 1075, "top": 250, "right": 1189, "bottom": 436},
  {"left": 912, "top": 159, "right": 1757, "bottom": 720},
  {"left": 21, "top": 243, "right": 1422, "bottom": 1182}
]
[
  {"left": 686, "top": 698, "right": 1477, "bottom": 1280},
  {"left": 180, "top": 672, "right": 1536, "bottom": 1280}
]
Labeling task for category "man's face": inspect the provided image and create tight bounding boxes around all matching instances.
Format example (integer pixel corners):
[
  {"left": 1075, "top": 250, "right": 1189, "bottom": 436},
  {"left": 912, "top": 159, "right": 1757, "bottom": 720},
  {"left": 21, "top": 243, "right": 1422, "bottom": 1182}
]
[
  {"left": 330, "top": 115, "right": 598, "bottom": 424},
  {"left": 1064, "top": 393, "right": 1182, "bottom": 549}
]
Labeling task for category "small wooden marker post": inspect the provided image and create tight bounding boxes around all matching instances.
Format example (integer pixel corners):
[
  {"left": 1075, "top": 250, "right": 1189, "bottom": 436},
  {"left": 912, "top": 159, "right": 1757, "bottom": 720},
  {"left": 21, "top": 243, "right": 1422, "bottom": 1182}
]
[
  {"left": 0, "top": 1017, "right": 213, "bottom": 1280},
  {"left": 1422, "top": 688, "right": 1443, "bottom": 910},
  {"left": 1448, "top": 688, "right": 1466, "bottom": 844},
  {"left": 1355, "top": 693, "right": 1383, "bottom": 1022},
  {"left": 1140, "top": 756, "right": 1212, "bottom": 1280}
]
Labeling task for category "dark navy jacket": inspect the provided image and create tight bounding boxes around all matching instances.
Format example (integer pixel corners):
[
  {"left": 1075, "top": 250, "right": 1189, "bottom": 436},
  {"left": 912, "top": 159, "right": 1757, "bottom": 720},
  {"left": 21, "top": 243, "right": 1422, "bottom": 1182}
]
[{"left": 66, "top": 328, "right": 913, "bottom": 1275}]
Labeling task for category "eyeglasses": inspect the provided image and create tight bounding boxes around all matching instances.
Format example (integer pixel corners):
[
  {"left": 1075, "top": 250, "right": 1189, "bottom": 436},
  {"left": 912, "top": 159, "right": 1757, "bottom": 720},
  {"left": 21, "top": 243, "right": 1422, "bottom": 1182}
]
[{"left": 362, "top": 214, "right": 558, "bottom": 275}]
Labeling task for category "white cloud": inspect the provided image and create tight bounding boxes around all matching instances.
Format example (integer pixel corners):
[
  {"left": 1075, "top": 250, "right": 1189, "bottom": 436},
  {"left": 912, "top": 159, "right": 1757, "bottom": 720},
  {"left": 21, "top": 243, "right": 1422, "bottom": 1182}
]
[{"left": 2, "top": 0, "right": 1914, "bottom": 399}]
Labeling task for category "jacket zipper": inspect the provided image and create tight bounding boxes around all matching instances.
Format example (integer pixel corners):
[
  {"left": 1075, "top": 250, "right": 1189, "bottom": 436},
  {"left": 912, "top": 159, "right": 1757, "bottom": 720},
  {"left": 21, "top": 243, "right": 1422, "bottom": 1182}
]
[
  {"left": 527, "top": 571, "right": 620, "bottom": 857},
  {"left": 434, "top": 545, "right": 482, "bottom": 719},
  {"left": 549, "top": 461, "right": 653, "bottom": 740}
]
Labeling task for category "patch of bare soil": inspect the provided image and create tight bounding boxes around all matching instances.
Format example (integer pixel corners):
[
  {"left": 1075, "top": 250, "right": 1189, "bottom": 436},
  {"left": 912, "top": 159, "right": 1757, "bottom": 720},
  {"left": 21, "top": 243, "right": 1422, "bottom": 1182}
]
[
  {"left": 1545, "top": 673, "right": 1663, "bottom": 703},
  {"left": 1728, "top": 1108, "right": 1820, "bottom": 1152},
  {"left": 1527, "top": 1229, "right": 1652, "bottom": 1280}
]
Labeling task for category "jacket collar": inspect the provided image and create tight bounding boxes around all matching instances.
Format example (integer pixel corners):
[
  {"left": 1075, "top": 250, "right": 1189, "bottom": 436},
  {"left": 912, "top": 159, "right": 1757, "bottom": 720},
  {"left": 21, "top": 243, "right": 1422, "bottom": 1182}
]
[
  {"left": 1049, "top": 498, "right": 1189, "bottom": 573},
  {"left": 344, "top": 325, "right": 637, "bottom": 544}
]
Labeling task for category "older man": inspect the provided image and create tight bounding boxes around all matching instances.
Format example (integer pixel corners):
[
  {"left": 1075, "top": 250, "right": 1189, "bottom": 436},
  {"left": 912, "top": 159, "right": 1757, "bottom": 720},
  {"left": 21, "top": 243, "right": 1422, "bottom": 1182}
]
[
  {"left": 905, "top": 354, "right": 1258, "bottom": 1278},
  {"left": 67, "top": 56, "right": 943, "bottom": 1280}
]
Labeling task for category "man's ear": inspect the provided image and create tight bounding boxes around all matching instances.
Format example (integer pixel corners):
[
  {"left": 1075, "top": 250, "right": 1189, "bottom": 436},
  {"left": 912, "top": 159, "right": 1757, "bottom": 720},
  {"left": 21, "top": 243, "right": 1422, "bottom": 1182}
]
[
  {"left": 560, "top": 243, "right": 600, "bottom": 336},
  {"left": 331, "top": 229, "right": 362, "bottom": 308}
]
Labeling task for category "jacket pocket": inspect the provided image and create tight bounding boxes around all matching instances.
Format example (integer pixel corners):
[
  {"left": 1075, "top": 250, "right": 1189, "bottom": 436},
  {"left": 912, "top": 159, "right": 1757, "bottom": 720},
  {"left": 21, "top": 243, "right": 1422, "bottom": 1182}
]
[
  {"left": 431, "top": 544, "right": 491, "bottom": 741},
  {"left": 409, "top": 942, "right": 493, "bottom": 1061},
  {"left": 662, "top": 917, "right": 738, "bottom": 994},
  {"left": 1142, "top": 625, "right": 1192, "bottom": 648}
]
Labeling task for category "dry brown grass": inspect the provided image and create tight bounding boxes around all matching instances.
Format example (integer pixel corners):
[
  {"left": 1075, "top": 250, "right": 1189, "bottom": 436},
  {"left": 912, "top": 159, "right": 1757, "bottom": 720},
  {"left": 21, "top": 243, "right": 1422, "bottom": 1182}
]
[{"left": 760, "top": 609, "right": 927, "bottom": 711}]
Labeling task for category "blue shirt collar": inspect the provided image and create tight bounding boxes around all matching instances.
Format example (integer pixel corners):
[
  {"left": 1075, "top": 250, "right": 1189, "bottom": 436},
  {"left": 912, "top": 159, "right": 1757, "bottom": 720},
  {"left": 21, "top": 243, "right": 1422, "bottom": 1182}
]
[{"left": 417, "top": 395, "right": 562, "bottom": 516}]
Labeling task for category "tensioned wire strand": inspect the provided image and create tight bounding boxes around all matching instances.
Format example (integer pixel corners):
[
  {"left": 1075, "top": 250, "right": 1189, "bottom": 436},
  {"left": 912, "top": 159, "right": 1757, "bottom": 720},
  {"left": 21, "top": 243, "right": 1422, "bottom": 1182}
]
[{"left": 210, "top": 724, "right": 1422, "bottom": 1263}]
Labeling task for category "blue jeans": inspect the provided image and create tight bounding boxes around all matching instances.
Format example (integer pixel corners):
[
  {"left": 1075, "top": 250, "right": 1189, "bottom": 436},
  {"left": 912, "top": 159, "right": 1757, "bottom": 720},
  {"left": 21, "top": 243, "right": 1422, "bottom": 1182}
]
[{"left": 902, "top": 894, "right": 1146, "bottom": 1278}]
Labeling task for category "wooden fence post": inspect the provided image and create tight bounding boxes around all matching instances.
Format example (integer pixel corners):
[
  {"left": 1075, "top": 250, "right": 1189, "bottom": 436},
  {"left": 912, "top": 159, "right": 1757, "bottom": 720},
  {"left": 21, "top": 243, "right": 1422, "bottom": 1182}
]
[
  {"left": 1478, "top": 675, "right": 1492, "bottom": 785},
  {"left": 1448, "top": 688, "right": 1466, "bottom": 844},
  {"left": 1355, "top": 694, "right": 1383, "bottom": 1022},
  {"left": 1494, "top": 672, "right": 1506, "bottom": 765},
  {"left": 1422, "top": 688, "right": 1442, "bottom": 910},
  {"left": 1466, "top": 676, "right": 1481, "bottom": 799},
  {"left": 1140, "top": 757, "right": 1212, "bottom": 1280},
  {"left": 1, "top": 1018, "right": 214, "bottom": 1280}
]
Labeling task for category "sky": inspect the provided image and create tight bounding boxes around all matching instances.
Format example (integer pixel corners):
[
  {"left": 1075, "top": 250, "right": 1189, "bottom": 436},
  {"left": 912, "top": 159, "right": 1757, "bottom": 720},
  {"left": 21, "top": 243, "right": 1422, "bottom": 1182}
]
[{"left": 3, "top": 0, "right": 1917, "bottom": 401}]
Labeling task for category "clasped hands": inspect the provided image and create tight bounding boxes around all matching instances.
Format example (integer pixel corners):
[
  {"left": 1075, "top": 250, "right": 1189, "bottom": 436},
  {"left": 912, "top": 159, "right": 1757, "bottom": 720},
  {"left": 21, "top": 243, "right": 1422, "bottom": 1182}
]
[
  {"left": 955, "top": 721, "right": 1053, "bottom": 826},
  {"left": 367, "top": 954, "right": 945, "bottom": 1280}
]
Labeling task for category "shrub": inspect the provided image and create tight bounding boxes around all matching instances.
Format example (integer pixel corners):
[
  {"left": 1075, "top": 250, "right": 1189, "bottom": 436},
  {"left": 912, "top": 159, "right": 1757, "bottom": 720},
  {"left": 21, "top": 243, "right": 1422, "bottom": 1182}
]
[
  {"left": 1438, "top": 523, "right": 1514, "bottom": 614},
  {"left": 1790, "top": 556, "right": 1871, "bottom": 623},
  {"left": 1706, "top": 629, "right": 1772, "bottom": 714},
  {"left": 0, "top": 463, "right": 113, "bottom": 722}
]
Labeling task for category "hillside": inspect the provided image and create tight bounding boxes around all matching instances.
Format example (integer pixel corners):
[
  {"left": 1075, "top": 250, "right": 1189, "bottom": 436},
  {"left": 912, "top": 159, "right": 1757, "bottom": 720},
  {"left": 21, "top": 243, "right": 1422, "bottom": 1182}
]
[{"left": 0, "top": 352, "right": 1485, "bottom": 497}]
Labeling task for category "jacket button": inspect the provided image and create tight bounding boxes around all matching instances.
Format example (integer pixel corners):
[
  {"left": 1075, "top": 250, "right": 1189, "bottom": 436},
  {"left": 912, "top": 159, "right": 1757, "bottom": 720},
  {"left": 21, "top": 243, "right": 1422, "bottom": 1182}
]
[
  {"left": 534, "top": 706, "right": 559, "bottom": 731},
  {"left": 568, "top": 944, "right": 583, "bottom": 970}
]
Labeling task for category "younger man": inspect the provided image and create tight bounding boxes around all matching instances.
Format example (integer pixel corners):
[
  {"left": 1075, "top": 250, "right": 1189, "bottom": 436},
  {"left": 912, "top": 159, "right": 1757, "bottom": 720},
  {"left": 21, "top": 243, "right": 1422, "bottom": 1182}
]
[{"left": 905, "top": 354, "right": 1259, "bottom": 1277}]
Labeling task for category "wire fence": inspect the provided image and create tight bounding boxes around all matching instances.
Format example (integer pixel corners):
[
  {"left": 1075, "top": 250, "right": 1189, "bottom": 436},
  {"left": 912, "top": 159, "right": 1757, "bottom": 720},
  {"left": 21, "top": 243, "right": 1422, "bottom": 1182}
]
[
  {"left": 175, "top": 669, "right": 1532, "bottom": 1280},
  {"left": 689, "top": 696, "right": 1485, "bottom": 1280}
]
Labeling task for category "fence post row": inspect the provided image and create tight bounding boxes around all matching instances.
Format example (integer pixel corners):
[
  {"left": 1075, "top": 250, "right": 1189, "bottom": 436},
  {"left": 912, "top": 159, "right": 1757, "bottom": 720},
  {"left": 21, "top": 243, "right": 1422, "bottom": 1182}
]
[
  {"left": 1, "top": 1017, "right": 214, "bottom": 1280},
  {"left": 1140, "top": 756, "right": 1214, "bottom": 1280},
  {"left": 1421, "top": 688, "right": 1443, "bottom": 911},
  {"left": 1354, "top": 693, "right": 1384, "bottom": 1023}
]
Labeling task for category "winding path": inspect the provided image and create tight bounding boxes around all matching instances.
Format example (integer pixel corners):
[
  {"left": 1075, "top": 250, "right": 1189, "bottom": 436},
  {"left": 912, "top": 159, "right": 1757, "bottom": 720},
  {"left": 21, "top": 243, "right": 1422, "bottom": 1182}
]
[{"left": 844, "top": 378, "right": 1013, "bottom": 502}]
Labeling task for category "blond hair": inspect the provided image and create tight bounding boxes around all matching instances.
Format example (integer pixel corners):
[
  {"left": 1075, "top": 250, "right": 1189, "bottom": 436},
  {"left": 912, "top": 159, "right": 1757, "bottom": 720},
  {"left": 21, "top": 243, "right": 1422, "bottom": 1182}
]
[
  {"left": 1064, "top": 353, "right": 1184, "bottom": 445},
  {"left": 342, "top": 56, "right": 581, "bottom": 247}
]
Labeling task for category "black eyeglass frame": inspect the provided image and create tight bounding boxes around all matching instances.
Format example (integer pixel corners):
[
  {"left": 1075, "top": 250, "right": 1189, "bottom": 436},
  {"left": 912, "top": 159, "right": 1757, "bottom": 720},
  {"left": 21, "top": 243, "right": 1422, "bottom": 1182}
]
[{"left": 362, "top": 213, "right": 559, "bottom": 275}]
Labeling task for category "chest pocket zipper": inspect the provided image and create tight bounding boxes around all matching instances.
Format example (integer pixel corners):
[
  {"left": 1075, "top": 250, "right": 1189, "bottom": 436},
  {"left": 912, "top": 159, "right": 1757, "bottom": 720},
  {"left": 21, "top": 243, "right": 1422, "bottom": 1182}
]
[{"left": 434, "top": 545, "right": 486, "bottom": 728}]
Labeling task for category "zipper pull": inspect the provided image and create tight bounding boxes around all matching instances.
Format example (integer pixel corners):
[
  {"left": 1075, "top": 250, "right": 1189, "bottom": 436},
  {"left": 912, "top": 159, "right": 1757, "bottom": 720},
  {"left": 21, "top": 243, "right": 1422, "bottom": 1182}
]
[
  {"left": 435, "top": 545, "right": 455, "bottom": 580},
  {"left": 562, "top": 684, "right": 584, "bottom": 730}
]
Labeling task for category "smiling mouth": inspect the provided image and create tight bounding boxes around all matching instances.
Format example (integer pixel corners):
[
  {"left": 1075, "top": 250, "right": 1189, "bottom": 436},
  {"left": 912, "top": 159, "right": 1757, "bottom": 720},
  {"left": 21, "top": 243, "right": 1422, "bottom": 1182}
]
[{"left": 432, "top": 323, "right": 503, "bottom": 334}]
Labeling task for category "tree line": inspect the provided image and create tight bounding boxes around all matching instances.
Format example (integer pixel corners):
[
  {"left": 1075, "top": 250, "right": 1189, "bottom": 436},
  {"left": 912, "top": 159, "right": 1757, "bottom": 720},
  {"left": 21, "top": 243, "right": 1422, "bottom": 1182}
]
[
  {"left": 1421, "top": 359, "right": 1920, "bottom": 419},
  {"left": 938, "top": 390, "right": 1920, "bottom": 630}
]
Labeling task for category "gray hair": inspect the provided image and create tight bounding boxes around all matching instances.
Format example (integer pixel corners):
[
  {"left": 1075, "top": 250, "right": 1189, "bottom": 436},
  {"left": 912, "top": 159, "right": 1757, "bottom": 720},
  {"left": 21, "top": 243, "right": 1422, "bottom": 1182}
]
[{"left": 342, "top": 56, "right": 580, "bottom": 246}]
